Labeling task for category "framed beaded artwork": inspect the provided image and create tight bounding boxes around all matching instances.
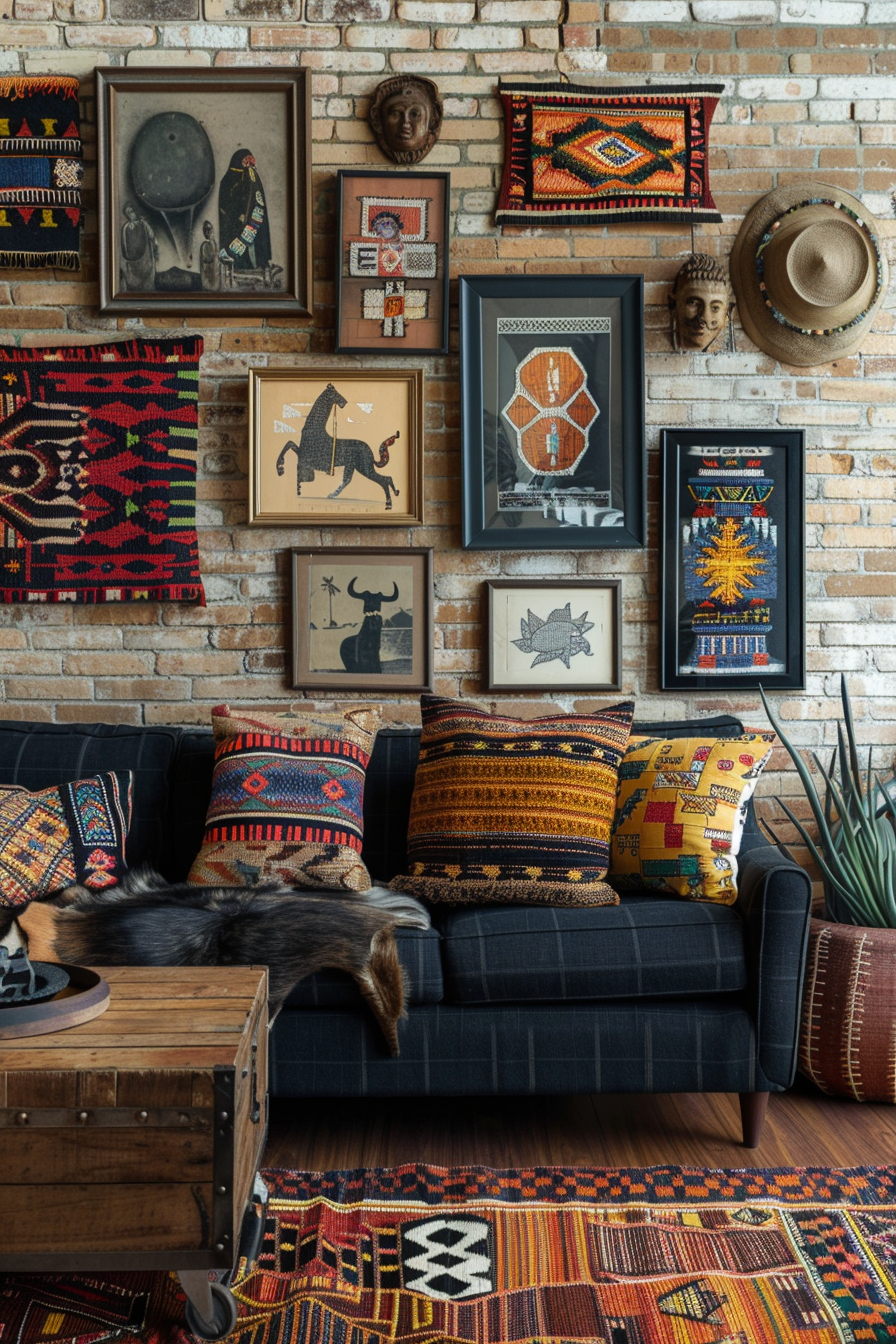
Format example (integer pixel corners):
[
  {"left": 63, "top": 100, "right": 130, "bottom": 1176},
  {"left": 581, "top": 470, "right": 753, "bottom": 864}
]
[
  {"left": 248, "top": 367, "right": 424, "bottom": 527},
  {"left": 291, "top": 547, "right": 434, "bottom": 693},
  {"left": 460, "top": 273, "right": 646, "bottom": 550},
  {"left": 96, "top": 68, "right": 312, "bottom": 317},
  {"left": 485, "top": 579, "right": 622, "bottom": 693},
  {"left": 660, "top": 427, "right": 805, "bottom": 691},
  {"left": 335, "top": 170, "right": 450, "bottom": 355}
]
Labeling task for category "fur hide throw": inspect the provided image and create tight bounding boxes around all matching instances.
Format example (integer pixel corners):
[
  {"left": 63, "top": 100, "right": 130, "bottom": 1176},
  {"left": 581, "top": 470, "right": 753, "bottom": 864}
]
[{"left": 6, "top": 870, "right": 430, "bottom": 1057}]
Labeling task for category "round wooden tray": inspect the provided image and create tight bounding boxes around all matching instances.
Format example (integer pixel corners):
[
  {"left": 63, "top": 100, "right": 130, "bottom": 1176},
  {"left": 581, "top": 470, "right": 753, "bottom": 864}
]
[{"left": 0, "top": 964, "right": 110, "bottom": 1039}]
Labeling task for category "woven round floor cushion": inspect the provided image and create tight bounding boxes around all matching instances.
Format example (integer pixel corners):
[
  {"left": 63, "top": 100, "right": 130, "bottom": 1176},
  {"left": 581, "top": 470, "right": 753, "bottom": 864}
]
[{"left": 799, "top": 917, "right": 896, "bottom": 1103}]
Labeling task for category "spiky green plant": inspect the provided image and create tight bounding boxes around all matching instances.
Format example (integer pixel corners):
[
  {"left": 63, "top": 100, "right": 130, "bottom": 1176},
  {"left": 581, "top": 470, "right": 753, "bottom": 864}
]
[{"left": 760, "top": 675, "right": 896, "bottom": 929}]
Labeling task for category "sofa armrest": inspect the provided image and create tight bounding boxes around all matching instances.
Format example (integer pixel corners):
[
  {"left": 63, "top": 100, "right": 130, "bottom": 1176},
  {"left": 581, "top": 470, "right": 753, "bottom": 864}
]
[{"left": 735, "top": 843, "right": 812, "bottom": 1089}]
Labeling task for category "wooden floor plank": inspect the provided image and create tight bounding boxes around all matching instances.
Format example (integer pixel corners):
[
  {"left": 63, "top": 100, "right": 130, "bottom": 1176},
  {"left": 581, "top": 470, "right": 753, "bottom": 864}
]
[{"left": 263, "top": 1079, "right": 896, "bottom": 1172}]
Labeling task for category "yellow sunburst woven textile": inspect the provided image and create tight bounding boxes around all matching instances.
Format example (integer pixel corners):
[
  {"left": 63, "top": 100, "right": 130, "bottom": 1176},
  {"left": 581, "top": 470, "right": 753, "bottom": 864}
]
[
  {"left": 390, "top": 695, "right": 634, "bottom": 906},
  {"left": 609, "top": 733, "right": 775, "bottom": 904}
]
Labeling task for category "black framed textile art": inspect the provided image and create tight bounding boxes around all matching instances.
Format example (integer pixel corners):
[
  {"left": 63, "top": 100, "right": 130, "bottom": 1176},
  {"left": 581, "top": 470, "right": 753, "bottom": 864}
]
[
  {"left": 661, "top": 427, "right": 805, "bottom": 691},
  {"left": 460, "top": 273, "right": 646, "bottom": 550},
  {"left": 0, "top": 75, "right": 83, "bottom": 270},
  {"left": 0, "top": 337, "right": 205, "bottom": 605},
  {"left": 496, "top": 81, "right": 723, "bottom": 227}
]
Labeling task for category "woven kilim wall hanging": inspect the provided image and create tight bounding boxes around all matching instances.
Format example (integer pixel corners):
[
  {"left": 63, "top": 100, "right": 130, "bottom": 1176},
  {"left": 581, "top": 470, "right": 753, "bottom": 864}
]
[
  {"left": 496, "top": 81, "right": 724, "bottom": 227},
  {"left": 0, "top": 75, "right": 83, "bottom": 270},
  {"left": 0, "top": 337, "right": 205, "bottom": 604}
]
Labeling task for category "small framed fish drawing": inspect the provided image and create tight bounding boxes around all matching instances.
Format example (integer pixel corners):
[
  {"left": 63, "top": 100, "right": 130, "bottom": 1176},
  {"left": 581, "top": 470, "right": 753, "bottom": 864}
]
[{"left": 485, "top": 579, "right": 621, "bottom": 693}]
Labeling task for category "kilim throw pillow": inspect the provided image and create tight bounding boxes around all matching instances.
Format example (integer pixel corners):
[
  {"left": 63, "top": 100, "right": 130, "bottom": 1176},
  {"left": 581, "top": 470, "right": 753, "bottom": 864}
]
[
  {"left": 609, "top": 733, "right": 775, "bottom": 904},
  {"left": 0, "top": 75, "right": 83, "bottom": 270},
  {"left": 0, "top": 337, "right": 204, "bottom": 604},
  {"left": 0, "top": 771, "right": 132, "bottom": 909},
  {"left": 187, "top": 704, "right": 381, "bottom": 893},
  {"left": 389, "top": 694, "right": 635, "bottom": 906}
]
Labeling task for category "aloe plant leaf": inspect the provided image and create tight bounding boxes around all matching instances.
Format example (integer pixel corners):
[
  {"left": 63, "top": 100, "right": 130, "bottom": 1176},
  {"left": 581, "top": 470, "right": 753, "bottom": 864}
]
[
  {"left": 773, "top": 795, "right": 870, "bottom": 923},
  {"left": 840, "top": 672, "right": 863, "bottom": 794}
]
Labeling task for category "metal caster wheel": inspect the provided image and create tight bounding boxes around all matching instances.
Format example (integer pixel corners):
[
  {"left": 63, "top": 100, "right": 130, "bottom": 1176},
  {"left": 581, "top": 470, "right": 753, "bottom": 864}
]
[{"left": 183, "top": 1282, "right": 239, "bottom": 1340}]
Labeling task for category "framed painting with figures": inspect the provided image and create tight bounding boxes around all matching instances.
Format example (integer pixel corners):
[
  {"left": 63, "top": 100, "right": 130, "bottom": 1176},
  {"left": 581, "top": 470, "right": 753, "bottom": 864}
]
[
  {"left": 460, "top": 274, "right": 645, "bottom": 550},
  {"left": 660, "top": 427, "right": 805, "bottom": 691},
  {"left": 485, "top": 579, "right": 621, "bottom": 693},
  {"left": 335, "top": 170, "right": 450, "bottom": 355},
  {"left": 291, "top": 547, "right": 433, "bottom": 692},
  {"left": 248, "top": 368, "right": 424, "bottom": 527},
  {"left": 96, "top": 68, "right": 312, "bottom": 316}
]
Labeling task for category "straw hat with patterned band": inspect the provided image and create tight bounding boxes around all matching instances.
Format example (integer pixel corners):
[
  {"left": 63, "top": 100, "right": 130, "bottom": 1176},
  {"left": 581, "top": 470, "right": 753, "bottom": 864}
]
[{"left": 730, "top": 180, "right": 889, "bottom": 366}]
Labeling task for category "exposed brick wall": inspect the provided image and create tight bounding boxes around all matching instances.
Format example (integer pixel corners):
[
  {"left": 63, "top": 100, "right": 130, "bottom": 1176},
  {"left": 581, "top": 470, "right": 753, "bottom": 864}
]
[{"left": 0, "top": 3, "right": 895, "bottom": 859}]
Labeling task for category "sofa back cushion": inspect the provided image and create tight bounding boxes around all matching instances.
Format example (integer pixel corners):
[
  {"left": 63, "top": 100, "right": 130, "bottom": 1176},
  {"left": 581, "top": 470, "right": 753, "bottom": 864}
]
[{"left": 0, "top": 722, "right": 180, "bottom": 874}]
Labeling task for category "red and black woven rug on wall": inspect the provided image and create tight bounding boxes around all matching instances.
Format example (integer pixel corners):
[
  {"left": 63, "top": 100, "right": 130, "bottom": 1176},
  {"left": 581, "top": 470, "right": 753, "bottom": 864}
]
[
  {"left": 0, "top": 336, "right": 204, "bottom": 605},
  {"left": 2, "top": 1163, "right": 896, "bottom": 1342}
]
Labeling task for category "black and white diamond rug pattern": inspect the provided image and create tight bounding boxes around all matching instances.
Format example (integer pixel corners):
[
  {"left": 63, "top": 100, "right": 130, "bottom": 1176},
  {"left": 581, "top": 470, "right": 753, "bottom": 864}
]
[{"left": 400, "top": 1215, "right": 494, "bottom": 1300}]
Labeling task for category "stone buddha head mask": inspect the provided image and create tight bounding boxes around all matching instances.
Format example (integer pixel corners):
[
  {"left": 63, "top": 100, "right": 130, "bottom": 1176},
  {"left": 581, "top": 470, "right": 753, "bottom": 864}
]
[
  {"left": 368, "top": 75, "right": 442, "bottom": 164},
  {"left": 668, "top": 252, "right": 732, "bottom": 352}
]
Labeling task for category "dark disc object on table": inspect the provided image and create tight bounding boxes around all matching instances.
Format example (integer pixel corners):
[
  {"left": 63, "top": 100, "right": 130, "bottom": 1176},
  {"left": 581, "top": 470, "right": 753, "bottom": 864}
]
[
  {"left": 0, "top": 964, "right": 109, "bottom": 1039},
  {"left": 0, "top": 959, "right": 70, "bottom": 1005}
]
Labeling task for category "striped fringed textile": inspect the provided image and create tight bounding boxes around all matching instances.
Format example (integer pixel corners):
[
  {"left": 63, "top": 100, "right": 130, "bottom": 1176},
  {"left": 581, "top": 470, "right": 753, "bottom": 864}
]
[
  {"left": 496, "top": 80, "right": 723, "bottom": 227},
  {"left": 799, "top": 917, "right": 896, "bottom": 1103},
  {"left": 389, "top": 694, "right": 634, "bottom": 905},
  {"left": 3, "top": 1163, "right": 896, "bottom": 1343},
  {"left": 0, "top": 75, "right": 83, "bottom": 270}
]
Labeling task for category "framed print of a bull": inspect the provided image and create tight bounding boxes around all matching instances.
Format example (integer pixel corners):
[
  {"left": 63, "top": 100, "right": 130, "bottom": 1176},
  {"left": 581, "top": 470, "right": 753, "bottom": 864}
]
[
  {"left": 291, "top": 547, "right": 433, "bottom": 692},
  {"left": 460, "top": 274, "right": 646, "bottom": 550},
  {"left": 248, "top": 368, "right": 424, "bottom": 526}
]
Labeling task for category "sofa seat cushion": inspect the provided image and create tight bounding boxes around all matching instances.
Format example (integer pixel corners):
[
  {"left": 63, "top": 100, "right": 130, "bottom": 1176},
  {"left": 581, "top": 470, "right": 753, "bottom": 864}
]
[
  {"left": 438, "top": 895, "right": 747, "bottom": 1005},
  {"left": 283, "top": 926, "right": 444, "bottom": 1009}
]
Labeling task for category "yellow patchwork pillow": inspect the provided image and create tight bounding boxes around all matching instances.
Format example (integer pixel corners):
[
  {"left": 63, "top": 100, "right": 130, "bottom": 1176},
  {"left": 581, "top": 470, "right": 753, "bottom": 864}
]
[{"left": 609, "top": 733, "right": 775, "bottom": 904}]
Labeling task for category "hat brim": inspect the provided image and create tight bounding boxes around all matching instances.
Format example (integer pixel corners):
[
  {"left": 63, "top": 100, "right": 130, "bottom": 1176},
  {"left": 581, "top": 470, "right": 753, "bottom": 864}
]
[{"left": 730, "top": 180, "right": 889, "bottom": 367}]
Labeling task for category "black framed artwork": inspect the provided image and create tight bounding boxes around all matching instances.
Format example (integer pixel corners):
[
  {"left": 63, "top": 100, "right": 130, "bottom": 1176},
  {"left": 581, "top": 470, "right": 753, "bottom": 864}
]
[
  {"left": 96, "top": 68, "right": 312, "bottom": 317},
  {"left": 335, "top": 169, "right": 450, "bottom": 355},
  {"left": 460, "top": 273, "right": 645, "bottom": 550},
  {"left": 660, "top": 427, "right": 805, "bottom": 691}
]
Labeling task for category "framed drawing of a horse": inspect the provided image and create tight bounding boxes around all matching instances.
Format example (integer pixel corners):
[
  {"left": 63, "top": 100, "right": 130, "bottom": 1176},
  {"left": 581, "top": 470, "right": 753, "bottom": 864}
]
[{"left": 248, "top": 367, "right": 424, "bottom": 526}]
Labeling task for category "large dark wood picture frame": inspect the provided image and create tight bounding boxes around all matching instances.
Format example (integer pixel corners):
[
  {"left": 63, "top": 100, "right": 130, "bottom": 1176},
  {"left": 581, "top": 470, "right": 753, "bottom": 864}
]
[
  {"left": 335, "top": 169, "right": 450, "bottom": 355},
  {"left": 291, "top": 547, "right": 434, "bottom": 693},
  {"left": 661, "top": 427, "right": 806, "bottom": 691},
  {"left": 97, "top": 68, "right": 312, "bottom": 317},
  {"left": 460, "top": 273, "right": 646, "bottom": 550}
]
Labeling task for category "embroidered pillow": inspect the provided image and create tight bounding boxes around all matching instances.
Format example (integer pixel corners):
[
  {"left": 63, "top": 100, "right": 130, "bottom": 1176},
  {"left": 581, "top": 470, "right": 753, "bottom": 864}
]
[
  {"left": 0, "top": 337, "right": 204, "bottom": 605},
  {"left": 187, "top": 704, "right": 380, "bottom": 893},
  {"left": 609, "top": 733, "right": 775, "bottom": 904},
  {"left": 389, "top": 694, "right": 634, "bottom": 906},
  {"left": 0, "top": 772, "right": 132, "bottom": 909}
]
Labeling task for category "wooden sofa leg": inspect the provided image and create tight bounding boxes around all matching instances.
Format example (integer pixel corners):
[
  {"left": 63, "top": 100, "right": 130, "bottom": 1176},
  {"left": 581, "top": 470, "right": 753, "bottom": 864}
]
[{"left": 739, "top": 1091, "right": 769, "bottom": 1148}]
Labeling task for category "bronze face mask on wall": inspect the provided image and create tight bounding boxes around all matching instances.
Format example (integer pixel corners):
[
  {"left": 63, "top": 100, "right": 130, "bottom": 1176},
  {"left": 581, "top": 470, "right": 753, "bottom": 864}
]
[
  {"left": 368, "top": 75, "right": 443, "bottom": 165},
  {"left": 668, "top": 252, "right": 732, "bottom": 352}
]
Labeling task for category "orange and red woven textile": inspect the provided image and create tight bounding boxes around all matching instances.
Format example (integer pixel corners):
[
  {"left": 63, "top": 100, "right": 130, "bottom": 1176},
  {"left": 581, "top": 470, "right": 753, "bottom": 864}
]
[
  {"left": 3, "top": 1163, "right": 896, "bottom": 1343},
  {"left": 496, "top": 81, "right": 723, "bottom": 227},
  {"left": 0, "top": 337, "right": 204, "bottom": 604}
]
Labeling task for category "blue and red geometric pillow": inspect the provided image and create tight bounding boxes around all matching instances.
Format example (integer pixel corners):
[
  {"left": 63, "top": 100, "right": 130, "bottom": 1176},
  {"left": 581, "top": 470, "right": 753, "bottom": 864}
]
[{"left": 0, "top": 336, "right": 204, "bottom": 603}]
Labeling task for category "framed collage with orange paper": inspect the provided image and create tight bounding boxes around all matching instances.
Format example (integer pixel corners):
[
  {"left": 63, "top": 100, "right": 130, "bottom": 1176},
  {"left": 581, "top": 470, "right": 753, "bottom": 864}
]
[{"left": 460, "top": 274, "right": 645, "bottom": 550}]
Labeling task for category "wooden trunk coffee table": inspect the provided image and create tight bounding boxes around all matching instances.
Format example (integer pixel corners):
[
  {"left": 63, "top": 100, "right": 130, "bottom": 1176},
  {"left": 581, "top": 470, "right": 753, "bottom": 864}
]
[{"left": 0, "top": 964, "right": 269, "bottom": 1339}]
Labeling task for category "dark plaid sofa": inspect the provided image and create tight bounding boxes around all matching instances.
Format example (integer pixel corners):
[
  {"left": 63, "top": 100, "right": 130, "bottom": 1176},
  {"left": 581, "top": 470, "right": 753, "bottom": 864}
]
[{"left": 0, "top": 713, "right": 812, "bottom": 1146}]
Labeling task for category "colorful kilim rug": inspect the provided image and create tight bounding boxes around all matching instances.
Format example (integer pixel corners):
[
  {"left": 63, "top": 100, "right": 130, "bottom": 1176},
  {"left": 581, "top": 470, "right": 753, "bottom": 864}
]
[
  {"left": 0, "top": 75, "right": 83, "bottom": 269},
  {"left": 496, "top": 81, "right": 723, "bottom": 227},
  {"left": 3, "top": 1163, "right": 896, "bottom": 1342},
  {"left": 0, "top": 337, "right": 204, "bottom": 603}
]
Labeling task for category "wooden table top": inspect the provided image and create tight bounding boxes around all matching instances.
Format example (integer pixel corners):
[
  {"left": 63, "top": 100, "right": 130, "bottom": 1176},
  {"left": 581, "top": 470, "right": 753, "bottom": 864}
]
[{"left": 0, "top": 965, "right": 268, "bottom": 1072}]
